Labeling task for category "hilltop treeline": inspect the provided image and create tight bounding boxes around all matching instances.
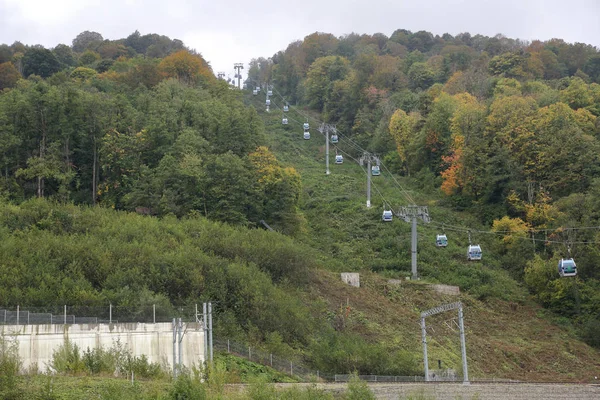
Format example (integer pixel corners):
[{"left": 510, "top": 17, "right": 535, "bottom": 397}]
[
  {"left": 0, "top": 31, "right": 305, "bottom": 233},
  {"left": 251, "top": 30, "right": 600, "bottom": 347}
]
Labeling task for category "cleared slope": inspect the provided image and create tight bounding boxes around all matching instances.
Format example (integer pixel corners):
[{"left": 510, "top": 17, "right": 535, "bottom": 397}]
[{"left": 252, "top": 94, "right": 600, "bottom": 381}]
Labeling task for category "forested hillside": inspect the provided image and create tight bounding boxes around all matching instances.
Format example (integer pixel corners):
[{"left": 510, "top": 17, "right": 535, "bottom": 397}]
[
  {"left": 0, "top": 29, "right": 599, "bottom": 381},
  {"left": 248, "top": 29, "right": 600, "bottom": 349}
]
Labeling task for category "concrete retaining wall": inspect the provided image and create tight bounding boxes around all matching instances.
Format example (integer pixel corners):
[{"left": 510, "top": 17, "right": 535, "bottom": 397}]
[{"left": 1, "top": 322, "right": 205, "bottom": 373}]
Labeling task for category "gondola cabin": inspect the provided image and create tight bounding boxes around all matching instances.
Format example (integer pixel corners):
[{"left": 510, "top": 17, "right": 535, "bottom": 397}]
[
  {"left": 335, "top": 155, "right": 344, "bottom": 164},
  {"left": 436, "top": 234, "right": 448, "bottom": 247},
  {"left": 282, "top": 118, "right": 288, "bottom": 125},
  {"left": 303, "top": 122, "right": 310, "bottom": 130},
  {"left": 255, "top": 86, "right": 260, "bottom": 92},
  {"left": 331, "top": 134, "right": 339, "bottom": 143},
  {"left": 252, "top": 89, "right": 258, "bottom": 95},
  {"left": 283, "top": 105, "right": 289, "bottom": 112},
  {"left": 303, "top": 131, "right": 310, "bottom": 140},
  {"left": 267, "top": 90, "right": 273, "bottom": 96},
  {"left": 467, "top": 245, "right": 482, "bottom": 261},
  {"left": 371, "top": 165, "right": 380, "bottom": 176},
  {"left": 558, "top": 258, "right": 577, "bottom": 277},
  {"left": 382, "top": 210, "right": 393, "bottom": 222},
  {"left": 266, "top": 99, "right": 271, "bottom": 106}
]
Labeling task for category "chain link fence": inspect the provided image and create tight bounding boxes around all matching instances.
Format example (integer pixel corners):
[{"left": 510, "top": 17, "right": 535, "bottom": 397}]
[
  {"left": 213, "top": 338, "right": 319, "bottom": 381},
  {"left": 0, "top": 305, "right": 203, "bottom": 325}
]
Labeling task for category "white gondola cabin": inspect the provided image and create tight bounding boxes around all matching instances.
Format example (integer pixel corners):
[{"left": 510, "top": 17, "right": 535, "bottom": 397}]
[
  {"left": 267, "top": 90, "right": 273, "bottom": 96},
  {"left": 282, "top": 117, "right": 288, "bottom": 125},
  {"left": 266, "top": 99, "right": 271, "bottom": 106},
  {"left": 558, "top": 258, "right": 577, "bottom": 277},
  {"left": 371, "top": 165, "right": 380, "bottom": 176},
  {"left": 252, "top": 89, "right": 258, "bottom": 95},
  {"left": 382, "top": 210, "right": 393, "bottom": 222},
  {"left": 303, "top": 122, "right": 310, "bottom": 130},
  {"left": 467, "top": 245, "right": 482, "bottom": 261},
  {"left": 436, "top": 234, "right": 448, "bottom": 247},
  {"left": 335, "top": 155, "right": 344, "bottom": 164},
  {"left": 303, "top": 131, "right": 310, "bottom": 140},
  {"left": 283, "top": 105, "right": 289, "bottom": 112},
  {"left": 255, "top": 86, "right": 260, "bottom": 92},
  {"left": 331, "top": 134, "right": 339, "bottom": 143}
]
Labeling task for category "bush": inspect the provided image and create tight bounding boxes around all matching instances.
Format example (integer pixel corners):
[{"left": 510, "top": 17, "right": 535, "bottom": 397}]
[
  {"left": 168, "top": 370, "right": 206, "bottom": 400},
  {"left": 50, "top": 339, "right": 86, "bottom": 374},
  {"left": 0, "top": 335, "right": 22, "bottom": 399}
]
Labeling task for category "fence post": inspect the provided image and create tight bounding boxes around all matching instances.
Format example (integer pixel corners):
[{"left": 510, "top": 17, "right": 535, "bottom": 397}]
[
  {"left": 4, "top": 309, "right": 6, "bottom": 324},
  {"left": 290, "top": 361, "right": 293, "bottom": 376},
  {"left": 64, "top": 305, "right": 67, "bottom": 324},
  {"left": 17, "top": 305, "right": 19, "bottom": 325},
  {"left": 270, "top": 353, "right": 273, "bottom": 367},
  {"left": 153, "top": 304, "right": 156, "bottom": 324},
  {"left": 109, "top": 303, "right": 112, "bottom": 324},
  {"left": 227, "top": 339, "right": 230, "bottom": 353},
  {"left": 50, "top": 313, "right": 52, "bottom": 324},
  {"left": 27, "top": 311, "right": 29, "bottom": 325},
  {"left": 249, "top": 347, "right": 251, "bottom": 360}
]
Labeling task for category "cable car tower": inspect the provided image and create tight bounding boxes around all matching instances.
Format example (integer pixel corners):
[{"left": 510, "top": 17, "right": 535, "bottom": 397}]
[
  {"left": 318, "top": 123, "right": 336, "bottom": 175},
  {"left": 233, "top": 63, "right": 244, "bottom": 89},
  {"left": 397, "top": 205, "right": 430, "bottom": 280},
  {"left": 359, "top": 152, "right": 380, "bottom": 208}
]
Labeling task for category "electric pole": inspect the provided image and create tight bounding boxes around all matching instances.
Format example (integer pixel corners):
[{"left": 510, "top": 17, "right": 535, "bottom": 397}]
[
  {"left": 397, "top": 205, "right": 430, "bottom": 280},
  {"left": 318, "top": 123, "right": 336, "bottom": 175},
  {"left": 233, "top": 63, "right": 244, "bottom": 89}
]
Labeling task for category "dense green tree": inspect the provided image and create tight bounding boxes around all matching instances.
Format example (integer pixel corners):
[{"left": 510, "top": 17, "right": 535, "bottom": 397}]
[
  {"left": 72, "top": 31, "right": 104, "bottom": 53},
  {"left": 22, "top": 47, "right": 61, "bottom": 78},
  {"left": 0, "top": 62, "right": 20, "bottom": 90}
]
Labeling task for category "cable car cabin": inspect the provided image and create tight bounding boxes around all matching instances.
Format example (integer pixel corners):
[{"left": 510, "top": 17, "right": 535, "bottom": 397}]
[
  {"left": 252, "top": 89, "right": 258, "bottom": 95},
  {"left": 467, "top": 245, "right": 482, "bottom": 261},
  {"left": 283, "top": 105, "right": 289, "bottom": 112},
  {"left": 255, "top": 86, "right": 260, "bottom": 92},
  {"left": 382, "top": 210, "right": 393, "bottom": 222},
  {"left": 303, "top": 131, "right": 310, "bottom": 140},
  {"left": 435, "top": 234, "right": 448, "bottom": 247},
  {"left": 331, "top": 134, "right": 339, "bottom": 144},
  {"left": 558, "top": 258, "right": 577, "bottom": 277},
  {"left": 371, "top": 165, "right": 380, "bottom": 176},
  {"left": 282, "top": 118, "right": 288, "bottom": 125},
  {"left": 267, "top": 90, "right": 273, "bottom": 96},
  {"left": 303, "top": 122, "right": 310, "bottom": 130},
  {"left": 265, "top": 99, "right": 271, "bottom": 106},
  {"left": 335, "top": 155, "right": 344, "bottom": 164}
]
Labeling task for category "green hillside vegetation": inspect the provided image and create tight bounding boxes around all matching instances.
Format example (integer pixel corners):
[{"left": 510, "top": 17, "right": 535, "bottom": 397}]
[{"left": 0, "top": 28, "right": 599, "bottom": 390}]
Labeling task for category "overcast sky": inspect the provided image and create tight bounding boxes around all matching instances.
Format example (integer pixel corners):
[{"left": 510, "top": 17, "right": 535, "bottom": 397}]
[{"left": 1, "top": 0, "right": 599, "bottom": 80}]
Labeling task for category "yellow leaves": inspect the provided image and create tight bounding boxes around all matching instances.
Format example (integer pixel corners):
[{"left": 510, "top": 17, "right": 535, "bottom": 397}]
[
  {"left": 158, "top": 50, "right": 214, "bottom": 86},
  {"left": 492, "top": 216, "right": 530, "bottom": 245},
  {"left": 249, "top": 146, "right": 283, "bottom": 185},
  {"left": 388, "top": 109, "right": 420, "bottom": 162}
]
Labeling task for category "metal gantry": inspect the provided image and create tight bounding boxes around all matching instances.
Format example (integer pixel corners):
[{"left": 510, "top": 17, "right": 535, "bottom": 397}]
[{"left": 421, "top": 302, "right": 469, "bottom": 384}]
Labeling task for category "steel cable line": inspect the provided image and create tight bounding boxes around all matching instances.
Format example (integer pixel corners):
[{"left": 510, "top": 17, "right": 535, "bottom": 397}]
[{"left": 262, "top": 82, "right": 600, "bottom": 241}]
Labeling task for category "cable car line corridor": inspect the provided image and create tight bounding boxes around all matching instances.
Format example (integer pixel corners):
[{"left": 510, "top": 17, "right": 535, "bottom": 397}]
[{"left": 239, "top": 80, "right": 600, "bottom": 382}]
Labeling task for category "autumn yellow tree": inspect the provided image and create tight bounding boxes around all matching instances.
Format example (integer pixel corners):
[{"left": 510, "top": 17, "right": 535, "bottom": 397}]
[
  {"left": 158, "top": 50, "right": 214, "bottom": 85},
  {"left": 388, "top": 109, "right": 420, "bottom": 175}
]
